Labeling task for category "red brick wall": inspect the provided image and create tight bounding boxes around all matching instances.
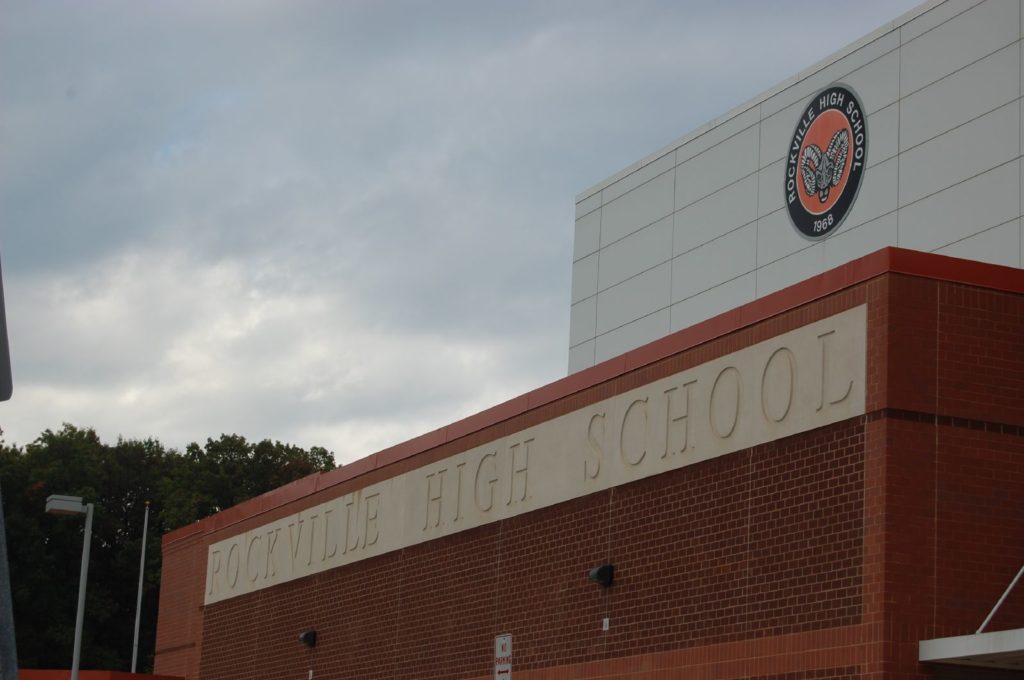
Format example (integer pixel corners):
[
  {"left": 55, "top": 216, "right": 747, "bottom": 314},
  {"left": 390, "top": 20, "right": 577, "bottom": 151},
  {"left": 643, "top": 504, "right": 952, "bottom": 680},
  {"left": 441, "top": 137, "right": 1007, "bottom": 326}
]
[
  {"left": 935, "top": 425, "right": 1024, "bottom": 633},
  {"left": 869, "top": 276, "right": 1024, "bottom": 679},
  {"left": 936, "top": 283, "right": 1024, "bottom": 425},
  {"left": 153, "top": 531, "right": 206, "bottom": 680},
  {"left": 197, "top": 418, "right": 867, "bottom": 680},
  {"left": 876, "top": 415, "right": 1024, "bottom": 679}
]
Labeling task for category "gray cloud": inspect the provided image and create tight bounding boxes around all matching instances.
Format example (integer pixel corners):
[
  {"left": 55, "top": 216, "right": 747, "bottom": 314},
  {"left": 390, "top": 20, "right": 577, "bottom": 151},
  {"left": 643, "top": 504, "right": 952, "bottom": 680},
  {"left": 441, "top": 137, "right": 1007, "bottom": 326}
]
[{"left": 0, "top": 0, "right": 920, "bottom": 460}]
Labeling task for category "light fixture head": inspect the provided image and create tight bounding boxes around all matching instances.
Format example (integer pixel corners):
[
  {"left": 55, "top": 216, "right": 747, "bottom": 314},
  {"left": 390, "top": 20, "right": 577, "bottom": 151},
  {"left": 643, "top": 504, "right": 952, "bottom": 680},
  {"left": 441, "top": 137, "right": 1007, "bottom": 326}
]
[
  {"left": 45, "top": 494, "right": 86, "bottom": 516},
  {"left": 588, "top": 563, "right": 614, "bottom": 587},
  {"left": 299, "top": 629, "right": 317, "bottom": 648}
]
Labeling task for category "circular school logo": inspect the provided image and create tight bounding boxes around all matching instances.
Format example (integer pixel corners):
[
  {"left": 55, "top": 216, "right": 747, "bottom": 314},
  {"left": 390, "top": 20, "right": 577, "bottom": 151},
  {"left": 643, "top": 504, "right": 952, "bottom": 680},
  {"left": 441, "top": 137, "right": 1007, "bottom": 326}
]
[{"left": 784, "top": 84, "right": 867, "bottom": 239}]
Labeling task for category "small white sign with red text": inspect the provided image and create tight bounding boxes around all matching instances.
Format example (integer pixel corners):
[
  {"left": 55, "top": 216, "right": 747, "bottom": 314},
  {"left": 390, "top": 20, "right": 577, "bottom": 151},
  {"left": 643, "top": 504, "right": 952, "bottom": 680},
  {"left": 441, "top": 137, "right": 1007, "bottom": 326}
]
[{"left": 494, "top": 633, "right": 512, "bottom": 680}]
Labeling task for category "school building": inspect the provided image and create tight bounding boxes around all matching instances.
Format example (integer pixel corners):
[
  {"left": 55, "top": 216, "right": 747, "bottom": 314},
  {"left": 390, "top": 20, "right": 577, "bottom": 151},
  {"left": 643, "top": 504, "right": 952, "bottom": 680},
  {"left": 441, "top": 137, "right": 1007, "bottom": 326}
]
[{"left": 155, "top": 1, "right": 1024, "bottom": 677}]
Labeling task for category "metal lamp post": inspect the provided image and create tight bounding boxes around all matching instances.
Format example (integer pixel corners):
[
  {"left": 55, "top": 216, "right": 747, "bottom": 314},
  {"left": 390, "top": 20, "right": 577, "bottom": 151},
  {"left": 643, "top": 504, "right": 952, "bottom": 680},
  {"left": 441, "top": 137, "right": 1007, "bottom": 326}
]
[
  {"left": 45, "top": 494, "right": 93, "bottom": 680},
  {"left": 131, "top": 500, "right": 150, "bottom": 673}
]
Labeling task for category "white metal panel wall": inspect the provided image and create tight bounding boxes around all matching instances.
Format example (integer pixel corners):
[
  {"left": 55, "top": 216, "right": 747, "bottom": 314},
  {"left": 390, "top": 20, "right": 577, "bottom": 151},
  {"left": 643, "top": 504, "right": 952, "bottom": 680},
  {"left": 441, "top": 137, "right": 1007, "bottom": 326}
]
[{"left": 569, "top": 0, "right": 1024, "bottom": 373}]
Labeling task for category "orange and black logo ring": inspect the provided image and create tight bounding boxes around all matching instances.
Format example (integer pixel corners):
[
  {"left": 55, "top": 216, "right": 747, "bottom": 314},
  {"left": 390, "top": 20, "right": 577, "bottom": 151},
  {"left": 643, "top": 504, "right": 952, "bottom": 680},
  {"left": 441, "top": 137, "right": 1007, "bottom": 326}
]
[{"left": 784, "top": 84, "right": 867, "bottom": 239}]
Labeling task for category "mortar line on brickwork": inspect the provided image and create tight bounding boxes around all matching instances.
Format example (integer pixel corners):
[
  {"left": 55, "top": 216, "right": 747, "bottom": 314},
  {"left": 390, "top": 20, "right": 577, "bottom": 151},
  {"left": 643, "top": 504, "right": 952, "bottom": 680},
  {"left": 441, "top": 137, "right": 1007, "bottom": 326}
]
[
  {"left": 492, "top": 520, "right": 504, "bottom": 647},
  {"left": 602, "top": 486, "right": 614, "bottom": 666},
  {"left": 248, "top": 589, "right": 262, "bottom": 680},
  {"left": 743, "top": 448, "right": 753, "bottom": 641},
  {"left": 873, "top": 407, "right": 1024, "bottom": 434},
  {"left": 393, "top": 547, "right": 405, "bottom": 680}
]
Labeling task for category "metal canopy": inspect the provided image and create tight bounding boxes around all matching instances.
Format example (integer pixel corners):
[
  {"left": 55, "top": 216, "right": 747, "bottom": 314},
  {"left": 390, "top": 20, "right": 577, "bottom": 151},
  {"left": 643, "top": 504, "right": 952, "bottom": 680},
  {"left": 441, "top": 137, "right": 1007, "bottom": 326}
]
[{"left": 920, "top": 628, "right": 1024, "bottom": 670}]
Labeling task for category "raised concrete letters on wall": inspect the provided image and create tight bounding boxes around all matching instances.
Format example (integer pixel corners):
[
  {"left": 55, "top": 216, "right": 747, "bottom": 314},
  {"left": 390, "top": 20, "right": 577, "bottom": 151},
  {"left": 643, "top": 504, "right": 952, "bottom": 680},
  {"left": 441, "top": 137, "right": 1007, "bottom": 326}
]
[{"left": 206, "top": 306, "right": 866, "bottom": 604}]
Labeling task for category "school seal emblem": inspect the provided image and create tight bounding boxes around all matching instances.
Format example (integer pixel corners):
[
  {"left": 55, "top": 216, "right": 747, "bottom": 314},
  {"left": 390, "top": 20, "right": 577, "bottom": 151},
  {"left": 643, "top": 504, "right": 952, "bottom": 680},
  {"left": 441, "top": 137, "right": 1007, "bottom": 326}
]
[{"left": 785, "top": 84, "right": 867, "bottom": 239}]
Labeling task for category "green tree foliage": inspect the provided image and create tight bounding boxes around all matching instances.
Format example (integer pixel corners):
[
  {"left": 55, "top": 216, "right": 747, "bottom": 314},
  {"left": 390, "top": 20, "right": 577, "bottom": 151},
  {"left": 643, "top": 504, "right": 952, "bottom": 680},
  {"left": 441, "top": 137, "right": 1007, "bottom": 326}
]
[{"left": 0, "top": 424, "right": 335, "bottom": 672}]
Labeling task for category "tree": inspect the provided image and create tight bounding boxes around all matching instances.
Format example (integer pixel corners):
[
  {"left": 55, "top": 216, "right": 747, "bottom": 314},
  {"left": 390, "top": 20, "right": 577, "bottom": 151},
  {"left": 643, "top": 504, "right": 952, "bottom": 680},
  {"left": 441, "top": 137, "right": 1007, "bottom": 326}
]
[
  {"left": 159, "top": 433, "right": 334, "bottom": 529},
  {"left": 0, "top": 424, "right": 335, "bottom": 671}
]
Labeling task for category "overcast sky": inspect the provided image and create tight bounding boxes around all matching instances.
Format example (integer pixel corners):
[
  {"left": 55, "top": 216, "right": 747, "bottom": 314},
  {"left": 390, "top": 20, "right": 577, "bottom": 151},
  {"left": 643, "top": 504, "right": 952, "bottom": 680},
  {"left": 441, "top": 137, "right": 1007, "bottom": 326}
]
[{"left": 0, "top": 0, "right": 921, "bottom": 464}]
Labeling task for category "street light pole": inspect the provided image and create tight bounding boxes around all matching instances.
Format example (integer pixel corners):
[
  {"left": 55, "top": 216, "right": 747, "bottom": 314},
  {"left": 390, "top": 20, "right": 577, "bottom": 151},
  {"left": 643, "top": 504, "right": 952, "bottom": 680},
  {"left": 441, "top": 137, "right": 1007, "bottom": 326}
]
[
  {"left": 130, "top": 500, "right": 149, "bottom": 673},
  {"left": 46, "top": 495, "right": 93, "bottom": 680},
  {"left": 71, "top": 502, "right": 93, "bottom": 680}
]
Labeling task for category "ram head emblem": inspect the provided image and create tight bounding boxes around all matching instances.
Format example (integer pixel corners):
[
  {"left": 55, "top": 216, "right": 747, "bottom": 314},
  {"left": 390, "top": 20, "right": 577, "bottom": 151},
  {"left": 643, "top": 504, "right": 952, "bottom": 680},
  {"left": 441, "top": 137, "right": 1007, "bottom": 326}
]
[{"left": 800, "top": 128, "right": 849, "bottom": 203}]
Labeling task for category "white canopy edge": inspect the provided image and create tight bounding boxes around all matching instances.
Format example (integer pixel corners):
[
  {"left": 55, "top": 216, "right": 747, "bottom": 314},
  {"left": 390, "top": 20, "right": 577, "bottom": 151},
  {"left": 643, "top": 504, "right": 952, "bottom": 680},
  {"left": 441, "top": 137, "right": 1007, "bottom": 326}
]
[{"left": 920, "top": 628, "right": 1024, "bottom": 670}]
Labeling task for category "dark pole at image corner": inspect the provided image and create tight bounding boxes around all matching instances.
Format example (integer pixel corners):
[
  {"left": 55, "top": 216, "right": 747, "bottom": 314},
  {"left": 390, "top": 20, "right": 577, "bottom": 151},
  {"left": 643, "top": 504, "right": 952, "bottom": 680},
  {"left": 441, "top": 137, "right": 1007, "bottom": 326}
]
[
  {"left": 0, "top": 256, "right": 12, "bottom": 401},
  {"left": 0, "top": 253, "right": 18, "bottom": 679},
  {"left": 0, "top": 484, "right": 18, "bottom": 680}
]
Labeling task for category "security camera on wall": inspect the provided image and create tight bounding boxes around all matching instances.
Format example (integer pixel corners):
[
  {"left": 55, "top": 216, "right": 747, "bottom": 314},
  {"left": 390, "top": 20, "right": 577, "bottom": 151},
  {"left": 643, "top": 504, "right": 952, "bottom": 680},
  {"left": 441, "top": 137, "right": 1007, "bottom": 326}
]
[{"left": 299, "top": 630, "right": 317, "bottom": 648}]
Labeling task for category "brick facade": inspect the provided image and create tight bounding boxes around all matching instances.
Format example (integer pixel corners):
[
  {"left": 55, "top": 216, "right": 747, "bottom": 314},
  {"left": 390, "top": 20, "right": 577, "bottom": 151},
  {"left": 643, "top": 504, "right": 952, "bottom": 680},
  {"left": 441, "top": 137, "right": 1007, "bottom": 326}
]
[{"left": 155, "top": 248, "right": 1024, "bottom": 679}]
